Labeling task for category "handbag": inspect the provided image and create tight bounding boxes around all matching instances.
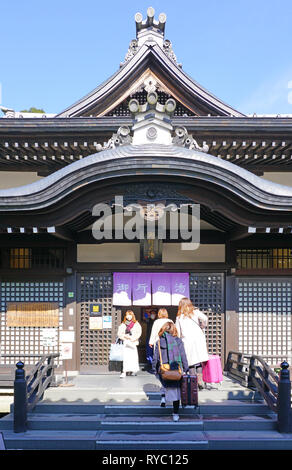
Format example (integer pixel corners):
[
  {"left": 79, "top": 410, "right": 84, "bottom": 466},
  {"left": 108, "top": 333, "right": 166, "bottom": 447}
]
[
  {"left": 109, "top": 339, "right": 124, "bottom": 361},
  {"left": 157, "top": 338, "right": 183, "bottom": 381}
]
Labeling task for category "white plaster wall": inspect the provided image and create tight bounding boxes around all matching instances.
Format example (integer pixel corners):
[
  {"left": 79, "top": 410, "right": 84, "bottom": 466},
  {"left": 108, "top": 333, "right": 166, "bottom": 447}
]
[
  {"left": 77, "top": 243, "right": 140, "bottom": 262},
  {"left": 0, "top": 172, "right": 43, "bottom": 189},
  {"left": 77, "top": 243, "right": 225, "bottom": 263},
  {"left": 162, "top": 244, "right": 225, "bottom": 263},
  {"left": 262, "top": 172, "right": 292, "bottom": 187}
]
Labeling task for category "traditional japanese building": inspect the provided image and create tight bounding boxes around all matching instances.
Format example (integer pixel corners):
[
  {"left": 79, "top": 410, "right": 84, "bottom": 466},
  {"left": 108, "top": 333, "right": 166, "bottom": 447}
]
[{"left": 1, "top": 7, "right": 292, "bottom": 375}]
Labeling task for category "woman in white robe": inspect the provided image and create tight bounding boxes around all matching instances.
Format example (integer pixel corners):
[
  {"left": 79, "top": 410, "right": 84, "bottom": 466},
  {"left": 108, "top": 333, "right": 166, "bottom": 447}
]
[
  {"left": 117, "top": 310, "right": 142, "bottom": 378},
  {"left": 175, "top": 297, "right": 209, "bottom": 388}
]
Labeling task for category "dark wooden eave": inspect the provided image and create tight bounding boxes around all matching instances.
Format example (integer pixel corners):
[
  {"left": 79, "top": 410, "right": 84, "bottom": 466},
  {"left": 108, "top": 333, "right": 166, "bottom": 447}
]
[
  {"left": 1, "top": 144, "right": 292, "bottom": 243},
  {"left": 0, "top": 116, "right": 292, "bottom": 174}
]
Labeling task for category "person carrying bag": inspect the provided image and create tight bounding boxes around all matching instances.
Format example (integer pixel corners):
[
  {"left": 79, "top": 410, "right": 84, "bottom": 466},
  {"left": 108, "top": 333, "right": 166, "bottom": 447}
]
[
  {"left": 175, "top": 297, "right": 209, "bottom": 390},
  {"left": 117, "top": 310, "right": 142, "bottom": 378},
  {"left": 152, "top": 321, "right": 189, "bottom": 422},
  {"left": 157, "top": 337, "right": 183, "bottom": 382}
]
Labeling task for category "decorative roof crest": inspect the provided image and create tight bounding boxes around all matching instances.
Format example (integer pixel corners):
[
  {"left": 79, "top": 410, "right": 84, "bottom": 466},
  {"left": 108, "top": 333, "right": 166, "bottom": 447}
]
[
  {"left": 172, "top": 127, "right": 209, "bottom": 152},
  {"left": 129, "top": 91, "right": 176, "bottom": 145},
  {"left": 121, "top": 7, "right": 180, "bottom": 67},
  {"left": 96, "top": 126, "right": 132, "bottom": 151},
  {"left": 95, "top": 92, "right": 208, "bottom": 152}
]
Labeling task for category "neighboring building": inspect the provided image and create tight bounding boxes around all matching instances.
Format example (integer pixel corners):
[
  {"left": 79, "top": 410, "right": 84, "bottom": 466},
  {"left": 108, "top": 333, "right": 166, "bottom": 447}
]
[{"left": 1, "top": 7, "right": 292, "bottom": 374}]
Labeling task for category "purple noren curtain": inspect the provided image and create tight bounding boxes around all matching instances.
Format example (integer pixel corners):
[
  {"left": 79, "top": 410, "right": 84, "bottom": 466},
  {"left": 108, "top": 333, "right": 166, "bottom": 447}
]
[{"left": 113, "top": 272, "right": 132, "bottom": 306}]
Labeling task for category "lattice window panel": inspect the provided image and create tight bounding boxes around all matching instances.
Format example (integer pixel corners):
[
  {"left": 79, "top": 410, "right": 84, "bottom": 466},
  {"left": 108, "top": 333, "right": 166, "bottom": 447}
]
[
  {"left": 0, "top": 281, "right": 64, "bottom": 366},
  {"left": 106, "top": 90, "right": 194, "bottom": 117},
  {"left": 189, "top": 273, "right": 225, "bottom": 358},
  {"left": 238, "top": 279, "right": 292, "bottom": 365},
  {"left": 79, "top": 273, "right": 118, "bottom": 367}
]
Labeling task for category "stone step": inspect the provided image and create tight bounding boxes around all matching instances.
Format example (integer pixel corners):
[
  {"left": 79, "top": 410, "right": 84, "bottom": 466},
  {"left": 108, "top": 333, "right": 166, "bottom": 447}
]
[
  {"left": 101, "top": 415, "right": 276, "bottom": 432},
  {"left": 103, "top": 402, "right": 271, "bottom": 416},
  {"left": 95, "top": 429, "right": 292, "bottom": 450},
  {"left": 0, "top": 413, "right": 105, "bottom": 431},
  {"left": 1, "top": 430, "right": 98, "bottom": 450},
  {"left": 0, "top": 409, "right": 276, "bottom": 433},
  {"left": 206, "top": 430, "right": 292, "bottom": 450},
  {"left": 202, "top": 414, "right": 277, "bottom": 431},
  {"left": 0, "top": 412, "right": 276, "bottom": 432},
  {"left": 30, "top": 400, "right": 271, "bottom": 417},
  {"left": 95, "top": 431, "right": 209, "bottom": 450},
  {"left": 2, "top": 427, "right": 291, "bottom": 450}
]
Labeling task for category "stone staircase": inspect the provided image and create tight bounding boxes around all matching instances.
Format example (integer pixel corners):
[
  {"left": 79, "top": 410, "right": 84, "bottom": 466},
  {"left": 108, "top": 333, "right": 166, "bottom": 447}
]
[
  {"left": 1, "top": 374, "right": 292, "bottom": 450},
  {"left": 1, "top": 398, "right": 292, "bottom": 450}
]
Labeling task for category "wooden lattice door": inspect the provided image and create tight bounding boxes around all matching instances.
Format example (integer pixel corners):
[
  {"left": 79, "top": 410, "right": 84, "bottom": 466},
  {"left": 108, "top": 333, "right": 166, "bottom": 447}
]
[
  {"left": 189, "top": 273, "right": 225, "bottom": 360},
  {"left": 77, "top": 273, "right": 121, "bottom": 372}
]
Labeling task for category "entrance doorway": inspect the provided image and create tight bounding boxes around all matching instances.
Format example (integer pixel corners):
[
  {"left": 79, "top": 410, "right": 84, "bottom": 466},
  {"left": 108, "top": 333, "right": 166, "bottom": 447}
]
[
  {"left": 77, "top": 272, "right": 225, "bottom": 373},
  {"left": 120, "top": 306, "right": 178, "bottom": 365}
]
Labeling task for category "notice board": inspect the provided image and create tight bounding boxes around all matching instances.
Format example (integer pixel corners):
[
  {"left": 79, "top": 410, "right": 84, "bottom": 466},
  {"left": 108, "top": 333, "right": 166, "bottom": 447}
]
[{"left": 6, "top": 302, "right": 59, "bottom": 327}]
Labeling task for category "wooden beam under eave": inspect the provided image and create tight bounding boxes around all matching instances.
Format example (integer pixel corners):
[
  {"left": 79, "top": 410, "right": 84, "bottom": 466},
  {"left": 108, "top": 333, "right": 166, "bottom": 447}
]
[
  {"left": 46, "top": 226, "right": 75, "bottom": 241},
  {"left": 226, "top": 227, "right": 254, "bottom": 241}
]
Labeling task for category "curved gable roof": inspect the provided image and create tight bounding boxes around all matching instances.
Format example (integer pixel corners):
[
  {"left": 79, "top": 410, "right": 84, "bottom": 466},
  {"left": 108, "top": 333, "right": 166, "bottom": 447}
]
[
  {"left": 0, "top": 144, "right": 291, "bottom": 215},
  {"left": 57, "top": 42, "right": 245, "bottom": 118}
]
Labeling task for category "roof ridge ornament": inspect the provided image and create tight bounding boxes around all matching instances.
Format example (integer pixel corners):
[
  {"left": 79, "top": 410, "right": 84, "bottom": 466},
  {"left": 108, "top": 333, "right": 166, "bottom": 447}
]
[
  {"left": 172, "top": 127, "right": 209, "bottom": 152},
  {"left": 129, "top": 91, "right": 176, "bottom": 145},
  {"left": 95, "top": 93, "right": 208, "bottom": 151},
  {"left": 121, "top": 7, "right": 181, "bottom": 67},
  {"left": 96, "top": 126, "right": 132, "bottom": 151},
  {"left": 135, "top": 7, "right": 166, "bottom": 34}
]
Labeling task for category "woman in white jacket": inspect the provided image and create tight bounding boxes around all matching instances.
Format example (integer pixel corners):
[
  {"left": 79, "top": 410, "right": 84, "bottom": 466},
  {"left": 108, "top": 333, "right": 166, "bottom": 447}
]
[
  {"left": 149, "top": 308, "right": 174, "bottom": 349},
  {"left": 117, "top": 310, "right": 142, "bottom": 378},
  {"left": 175, "top": 297, "right": 209, "bottom": 389}
]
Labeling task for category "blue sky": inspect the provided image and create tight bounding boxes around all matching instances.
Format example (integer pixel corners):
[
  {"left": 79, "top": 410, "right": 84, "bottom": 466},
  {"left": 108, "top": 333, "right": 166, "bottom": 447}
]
[{"left": 1, "top": 0, "right": 292, "bottom": 115}]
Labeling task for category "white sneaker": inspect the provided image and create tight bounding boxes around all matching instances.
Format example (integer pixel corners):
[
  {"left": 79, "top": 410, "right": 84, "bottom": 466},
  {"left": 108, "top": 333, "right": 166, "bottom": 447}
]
[
  {"left": 160, "top": 396, "right": 166, "bottom": 407},
  {"left": 120, "top": 372, "right": 126, "bottom": 378},
  {"left": 172, "top": 413, "right": 179, "bottom": 422}
]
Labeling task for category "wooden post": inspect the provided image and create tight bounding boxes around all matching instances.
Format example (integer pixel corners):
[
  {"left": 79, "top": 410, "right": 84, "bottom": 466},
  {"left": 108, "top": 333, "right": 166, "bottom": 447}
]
[
  {"left": 248, "top": 356, "right": 256, "bottom": 389},
  {"left": 13, "top": 361, "right": 27, "bottom": 433},
  {"left": 277, "top": 361, "right": 291, "bottom": 433}
]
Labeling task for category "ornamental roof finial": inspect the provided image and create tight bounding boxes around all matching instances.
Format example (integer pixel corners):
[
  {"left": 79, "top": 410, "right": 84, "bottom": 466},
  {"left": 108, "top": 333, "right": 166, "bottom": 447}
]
[
  {"left": 121, "top": 8, "right": 181, "bottom": 67},
  {"left": 134, "top": 7, "right": 166, "bottom": 48}
]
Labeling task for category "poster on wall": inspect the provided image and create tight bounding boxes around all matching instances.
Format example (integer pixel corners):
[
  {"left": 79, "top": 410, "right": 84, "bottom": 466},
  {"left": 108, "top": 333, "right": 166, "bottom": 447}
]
[
  {"left": 41, "top": 328, "right": 58, "bottom": 347},
  {"left": 60, "top": 342, "right": 73, "bottom": 360},
  {"left": 59, "top": 331, "right": 75, "bottom": 343},
  {"left": 103, "top": 316, "right": 112, "bottom": 329},
  {"left": 89, "top": 316, "right": 103, "bottom": 330}
]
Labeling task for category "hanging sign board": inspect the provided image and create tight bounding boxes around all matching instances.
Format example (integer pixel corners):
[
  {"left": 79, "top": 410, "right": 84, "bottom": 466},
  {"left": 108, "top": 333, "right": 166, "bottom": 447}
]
[
  {"left": 6, "top": 302, "right": 59, "bottom": 327},
  {"left": 90, "top": 304, "right": 102, "bottom": 316}
]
